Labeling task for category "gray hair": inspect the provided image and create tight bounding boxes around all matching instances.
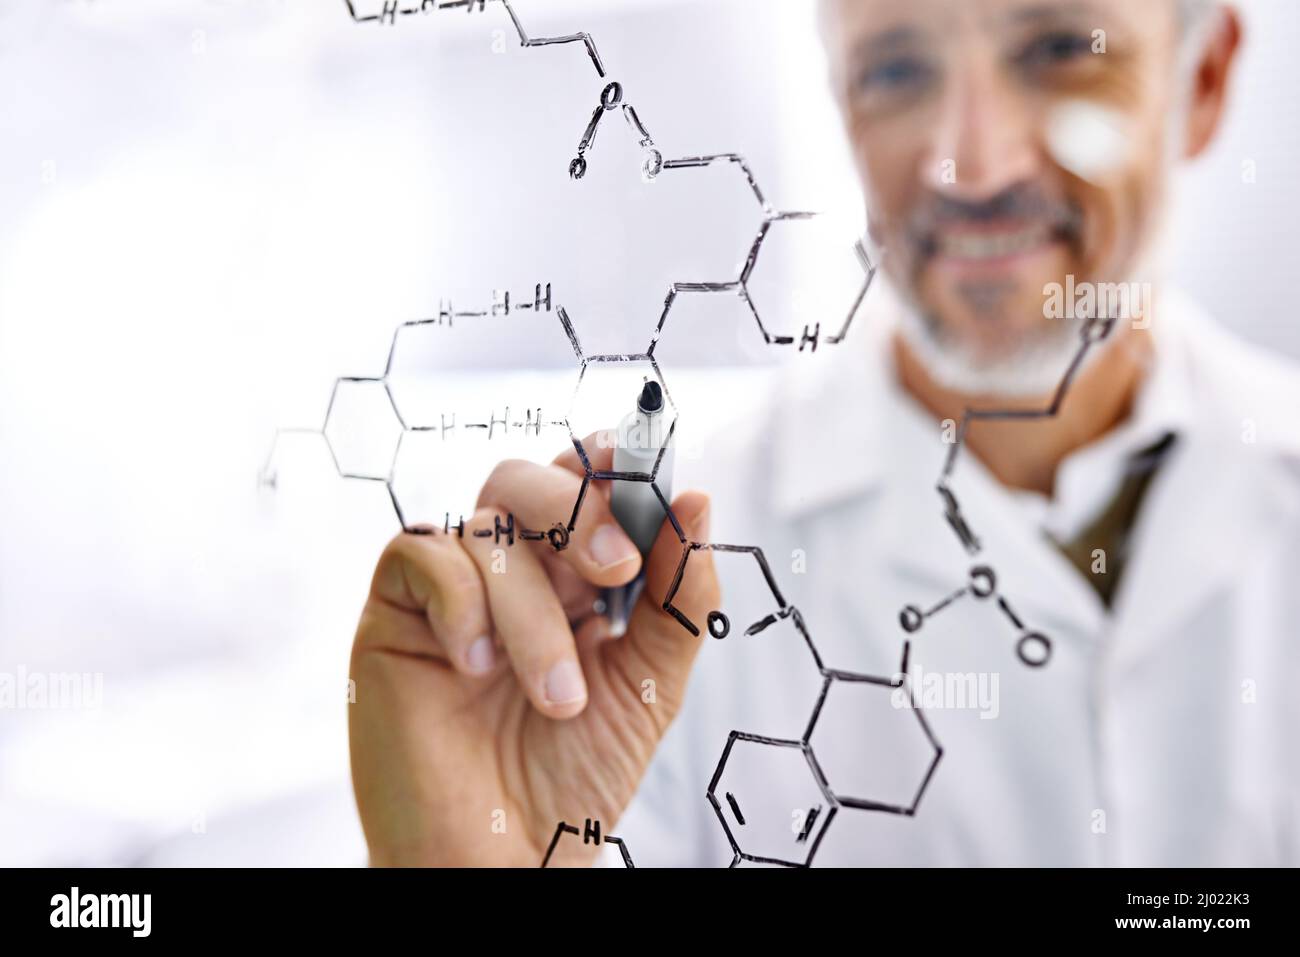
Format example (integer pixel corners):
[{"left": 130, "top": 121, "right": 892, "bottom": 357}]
[
  {"left": 819, "top": 1, "right": 1220, "bottom": 42},
  {"left": 816, "top": 0, "right": 1224, "bottom": 79}
]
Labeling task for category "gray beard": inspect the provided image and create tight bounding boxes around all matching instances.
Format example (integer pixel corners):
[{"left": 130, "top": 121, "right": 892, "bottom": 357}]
[
  {"left": 888, "top": 181, "right": 1172, "bottom": 399},
  {"left": 894, "top": 295, "right": 1097, "bottom": 398}
]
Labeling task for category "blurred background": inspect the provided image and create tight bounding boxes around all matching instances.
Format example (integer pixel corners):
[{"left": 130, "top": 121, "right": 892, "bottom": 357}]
[{"left": 0, "top": 0, "right": 1296, "bottom": 865}]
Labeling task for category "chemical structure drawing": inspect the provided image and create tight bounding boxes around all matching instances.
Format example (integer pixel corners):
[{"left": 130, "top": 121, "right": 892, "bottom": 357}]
[
  {"left": 540, "top": 818, "right": 634, "bottom": 868},
  {"left": 267, "top": 0, "right": 877, "bottom": 529},
  {"left": 662, "top": 542, "right": 792, "bottom": 640},
  {"left": 344, "top": 0, "right": 655, "bottom": 186},
  {"left": 707, "top": 731, "right": 837, "bottom": 868},
  {"left": 348, "top": 0, "right": 622, "bottom": 179},
  {"left": 704, "top": 599, "right": 940, "bottom": 867},
  {"left": 897, "top": 313, "right": 1119, "bottom": 668},
  {"left": 262, "top": 295, "right": 622, "bottom": 549},
  {"left": 643, "top": 158, "right": 879, "bottom": 356},
  {"left": 803, "top": 654, "right": 942, "bottom": 816},
  {"left": 342, "top": 0, "right": 878, "bottom": 355},
  {"left": 297, "top": 0, "right": 915, "bottom": 871},
  {"left": 566, "top": 353, "right": 676, "bottom": 482},
  {"left": 267, "top": 0, "right": 1122, "bottom": 869},
  {"left": 259, "top": 282, "right": 578, "bottom": 546}
]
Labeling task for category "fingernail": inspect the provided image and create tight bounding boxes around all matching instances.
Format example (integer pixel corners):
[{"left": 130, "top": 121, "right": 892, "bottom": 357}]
[
  {"left": 464, "top": 637, "right": 496, "bottom": 675},
  {"left": 588, "top": 524, "right": 640, "bottom": 570},
  {"left": 544, "top": 660, "right": 587, "bottom": 706}
]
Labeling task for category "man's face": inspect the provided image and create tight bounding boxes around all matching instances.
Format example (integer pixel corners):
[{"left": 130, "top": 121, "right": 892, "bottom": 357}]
[{"left": 823, "top": 0, "right": 1187, "bottom": 392}]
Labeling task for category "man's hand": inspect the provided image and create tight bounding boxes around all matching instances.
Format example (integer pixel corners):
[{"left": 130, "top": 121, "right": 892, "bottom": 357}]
[{"left": 348, "top": 434, "right": 717, "bottom": 866}]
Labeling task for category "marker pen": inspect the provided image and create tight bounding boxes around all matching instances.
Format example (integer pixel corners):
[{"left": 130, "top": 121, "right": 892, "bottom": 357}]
[{"left": 601, "top": 380, "right": 674, "bottom": 636}]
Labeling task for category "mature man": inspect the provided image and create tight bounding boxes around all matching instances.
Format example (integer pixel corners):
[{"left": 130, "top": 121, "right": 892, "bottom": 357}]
[{"left": 348, "top": 0, "right": 1300, "bottom": 866}]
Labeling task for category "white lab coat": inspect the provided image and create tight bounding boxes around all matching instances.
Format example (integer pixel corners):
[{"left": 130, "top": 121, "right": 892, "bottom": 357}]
[{"left": 614, "top": 287, "right": 1300, "bottom": 867}]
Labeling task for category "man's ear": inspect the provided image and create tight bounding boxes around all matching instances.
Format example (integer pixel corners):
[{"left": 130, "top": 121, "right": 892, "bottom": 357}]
[{"left": 1183, "top": 6, "right": 1244, "bottom": 160}]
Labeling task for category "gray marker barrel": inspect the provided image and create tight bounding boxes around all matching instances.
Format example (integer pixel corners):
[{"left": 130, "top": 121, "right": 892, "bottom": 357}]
[
  {"left": 610, "top": 381, "right": 674, "bottom": 555},
  {"left": 602, "top": 381, "right": 674, "bottom": 635}
]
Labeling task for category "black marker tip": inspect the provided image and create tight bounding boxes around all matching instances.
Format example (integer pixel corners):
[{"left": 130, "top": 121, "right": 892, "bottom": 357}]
[{"left": 637, "top": 380, "right": 664, "bottom": 414}]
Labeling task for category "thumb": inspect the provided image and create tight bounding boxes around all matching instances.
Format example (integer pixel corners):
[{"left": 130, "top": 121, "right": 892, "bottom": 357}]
[{"left": 615, "top": 490, "right": 717, "bottom": 715}]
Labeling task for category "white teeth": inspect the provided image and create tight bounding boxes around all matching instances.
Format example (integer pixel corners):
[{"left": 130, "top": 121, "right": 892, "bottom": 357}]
[{"left": 938, "top": 225, "right": 1051, "bottom": 261}]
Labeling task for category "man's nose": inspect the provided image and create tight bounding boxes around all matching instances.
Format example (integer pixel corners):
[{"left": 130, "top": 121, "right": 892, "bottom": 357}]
[{"left": 923, "top": 54, "right": 1040, "bottom": 201}]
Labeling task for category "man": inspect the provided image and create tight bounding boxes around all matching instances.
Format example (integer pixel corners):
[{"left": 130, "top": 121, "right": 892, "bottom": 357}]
[{"left": 348, "top": 0, "right": 1300, "bottom": 866}]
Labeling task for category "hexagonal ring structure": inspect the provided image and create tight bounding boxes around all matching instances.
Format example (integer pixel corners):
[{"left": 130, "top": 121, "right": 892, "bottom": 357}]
[
  {"left": 803, "top": 673, "right": 943, "bottom": 816},
  {"left": 707, "top": 730, "right": 838, "bottom": 868},
  {"left": 563, "top": 352, "right": 679, "bottom": 537}
]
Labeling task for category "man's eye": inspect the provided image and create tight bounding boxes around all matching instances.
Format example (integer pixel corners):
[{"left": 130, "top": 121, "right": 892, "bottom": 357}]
[
  {"left": 857, "top": 57, "right": 931, "bottom": 92},
  {"left": 1015, "top": 31, "right": 1095, "bottom": 69}
]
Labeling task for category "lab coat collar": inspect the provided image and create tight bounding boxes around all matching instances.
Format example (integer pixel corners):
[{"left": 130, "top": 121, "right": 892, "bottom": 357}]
[
  {"left": 1108, "top": 291, "right": 1300, "bottom": 663},
  {"left": 769, "top": 301, "right": 897, "bottom": 519},
  {"left": 768, "top": 283, "right": 1220, "bottom": 523},
  {"left": 1036, "top": 306, "right": 1195, "bottom": 543},
  {"left": 769, "top": 285, "right": 1110, "bottom": 641},
  {"left": 768, "top": 283, "right": 1300, "bottom": 658}
]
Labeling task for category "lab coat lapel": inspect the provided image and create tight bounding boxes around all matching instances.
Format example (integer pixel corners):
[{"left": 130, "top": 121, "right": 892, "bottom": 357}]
[
  {"left": 1108, "top": 290, "right": 1300, "bottom": 666},
  {"left": 1109, "top": 429, "right": 1295, "bottom": 669},
  {"left": 964, "top": 452, "right": 1107, "bottom": 637}
]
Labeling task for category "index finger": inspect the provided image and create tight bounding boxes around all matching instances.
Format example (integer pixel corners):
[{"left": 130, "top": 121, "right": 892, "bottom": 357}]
[
  {"left": 477, "top": 458, "right": 644, "bottom": 588},
  {"left": 552, "top": 430, "right": 616, "bottom": 478}
]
